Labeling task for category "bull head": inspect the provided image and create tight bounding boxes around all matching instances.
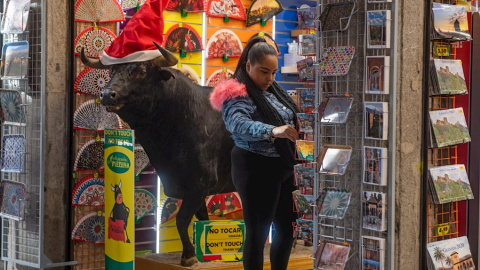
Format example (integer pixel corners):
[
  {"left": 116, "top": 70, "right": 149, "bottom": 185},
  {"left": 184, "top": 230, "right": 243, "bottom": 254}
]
[{"left": 80, "top": 42, "right": 179, "bottom": 113}]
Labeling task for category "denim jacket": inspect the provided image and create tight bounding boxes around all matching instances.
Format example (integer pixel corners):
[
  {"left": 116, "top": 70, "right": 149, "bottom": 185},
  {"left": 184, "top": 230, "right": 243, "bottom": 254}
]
[{"left": 210, "top": 79, "right": 295, "bottom": 157}]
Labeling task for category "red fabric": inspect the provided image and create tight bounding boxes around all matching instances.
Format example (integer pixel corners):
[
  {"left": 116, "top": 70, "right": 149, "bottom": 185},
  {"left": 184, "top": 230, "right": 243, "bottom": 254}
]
[
  {"left": 103, "top": 0, "right": 168, "bottom": 59},
  {"left": 108, "top": 218, "right": 126, "bottom": 242}
]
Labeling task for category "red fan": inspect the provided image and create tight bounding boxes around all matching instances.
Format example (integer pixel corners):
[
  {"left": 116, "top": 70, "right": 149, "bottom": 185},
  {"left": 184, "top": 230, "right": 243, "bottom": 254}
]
[
  {"left": 206, "top": 69, "right": 234, "bottom": 87},
  {"left": 166, "top": 0, "right": 204, "bottom": 13},
  {"left": 246, "top": 0, "right": 283, "bottom": 27},
  {"left": 205, "top": 192, "right": 242, "bottom": 216},
  {"left": 206, "top": 29, "right": 243, "bottom": 58},
  {"left": 163, "top": 24, "right": 203, "bottom": 53},
  {"left": 74, "top": 68, "right": 111, "bottom": 96},
  {"left": 205, "top": 0, "right": 246, "bottom": 21},
  {"left": 75, "top": 0, "right": 125, "bottom": 23},
  {"left": 251, "top": 32, "right": 280, "bottom": 55},
  {"left": 74, "top": 27, "right": 116, "bottom": 59}
]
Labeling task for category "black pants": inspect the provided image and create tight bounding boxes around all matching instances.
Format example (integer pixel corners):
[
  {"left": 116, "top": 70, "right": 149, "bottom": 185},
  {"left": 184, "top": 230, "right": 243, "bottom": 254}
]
[{"left": 231, "top": 146, "right": 296, "bottom": 270}]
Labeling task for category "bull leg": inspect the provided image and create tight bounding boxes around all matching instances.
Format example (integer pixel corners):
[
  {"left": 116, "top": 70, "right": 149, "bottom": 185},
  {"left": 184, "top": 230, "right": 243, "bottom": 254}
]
[
  {"left": 176, "top": 193, "right": 205, "bottom": 267},
  {"left": 125, "top": 229, "right": 130, "bottom": 243},
  {"left": 195, "top": 202, "right": 209, "bottom": 221}
]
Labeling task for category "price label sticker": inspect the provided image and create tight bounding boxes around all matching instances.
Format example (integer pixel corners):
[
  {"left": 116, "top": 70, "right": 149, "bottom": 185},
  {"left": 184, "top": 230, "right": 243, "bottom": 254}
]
[
  {"left": 436, "top": 222, "right": 450, "bottom": 236},
  {"left": 223, "top": 67, "right": 227, "bottom": 73},
  {"left": 434, "top": 44, "right": 450, "bottom": 57}
]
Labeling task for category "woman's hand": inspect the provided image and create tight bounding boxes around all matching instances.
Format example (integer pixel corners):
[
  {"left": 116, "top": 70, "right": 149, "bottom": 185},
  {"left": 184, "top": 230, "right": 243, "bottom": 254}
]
[{"left": 271, "top": 125, "right": 299, "bottom": 142}]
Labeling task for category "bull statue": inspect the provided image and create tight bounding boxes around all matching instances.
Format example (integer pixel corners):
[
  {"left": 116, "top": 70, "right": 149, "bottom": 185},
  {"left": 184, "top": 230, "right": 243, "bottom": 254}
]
[{"left": 81, "top": 42, "right": 235, "bottom": 266}]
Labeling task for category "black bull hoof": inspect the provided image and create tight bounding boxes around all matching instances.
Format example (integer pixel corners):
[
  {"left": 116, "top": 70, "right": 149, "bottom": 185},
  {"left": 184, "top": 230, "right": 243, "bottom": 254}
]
[{"left": 181, "top": 256, "right": 198, "bottom": 267}]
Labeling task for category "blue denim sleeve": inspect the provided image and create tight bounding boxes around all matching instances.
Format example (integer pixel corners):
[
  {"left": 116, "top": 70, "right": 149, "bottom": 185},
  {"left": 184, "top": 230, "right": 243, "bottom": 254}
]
[{"left": 222, "top": 96, "right": 275, "bottom": 142}]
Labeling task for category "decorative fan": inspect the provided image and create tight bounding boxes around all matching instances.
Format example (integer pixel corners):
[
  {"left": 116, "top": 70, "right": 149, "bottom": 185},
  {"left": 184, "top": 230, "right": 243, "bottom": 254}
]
[
  {"left": 205, "top": 0, "right": 246, "bottom": 20},
  {"left": 205, "top": 192, "right": 242, "bottom": 216},
  {"left": 72, "top": 212, "right": 105, "bottom": 243},
  {"left": 0, "top": 89, "right": 25, "bottom": 125},
  {"left": 206, "top": 29, "right": 243, "bottom": 58},
  {"left": 74, "top": 27, "right": 116, "bottom": 59},
  {"left": 250, "top": 32, "right": 280, "bottom": 55},
  {"left": 163, "top": 24, "right": 203, "bottom": 53},
  {"left": 134, "top": 145, "right": 150, "bottom": 177},
  {"left": 160, "top": 197, "right": 182, "bottom": 224},
  {"left": 73, "top": 100, "right": 122, "bottom": 131},
  {"left": 318, "top": 46, "right": 355, "bottom": 76},
  {"left": 1, "top": 134, "right": 25, "bottom": 173},
  {"left": 72, "top": 176, "right": 105, "bottom": 206},
  {"left": 166, "top": 0, "right": 204, "bottom": 13},
  {"left": 75, "top": 0, "right": 125, "bottom": 23},
  {"left": 120, "top": 118, "right": 131, "bottom": 129},
  {"left": 122, "top": 0, "right": 147, "bottom": 10},
  {"left": 74, "top": 139, "right": 105, "bottom": 171},
  {"left": 317, "top": 188, "right": 351, "bottom": 219},
  {"left": 175, "top": 64, "right": 201, "bottom": 85},
  {"left": 134, "top": 189, "right": 157, "bottom": 223},
  {"left": 206, "top": 69, "right": 234, "bottom": 87},
  {"left": 0, "top": 180, "right": 25, "bottom": 221},
  {"left": 74, "top": 68, "right": 111, "bottom": 96},
  {"left": 246, "top": 0, "right": 283, "bottom": 27}
]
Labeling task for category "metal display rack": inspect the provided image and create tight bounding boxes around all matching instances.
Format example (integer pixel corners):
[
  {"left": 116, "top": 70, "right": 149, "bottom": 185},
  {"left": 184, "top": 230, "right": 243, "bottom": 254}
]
[
  {"left": 0, "top": 0, "right": 75, "bottom": 268},
  {"left": 313, "top": 0, "right": 397, "bottom": 268}
]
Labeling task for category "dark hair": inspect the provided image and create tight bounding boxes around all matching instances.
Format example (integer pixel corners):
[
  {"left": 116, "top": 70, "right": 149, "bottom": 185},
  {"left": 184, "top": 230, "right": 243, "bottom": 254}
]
[{"left": 233, "top": 36, "right": 300, "bottom": 168}]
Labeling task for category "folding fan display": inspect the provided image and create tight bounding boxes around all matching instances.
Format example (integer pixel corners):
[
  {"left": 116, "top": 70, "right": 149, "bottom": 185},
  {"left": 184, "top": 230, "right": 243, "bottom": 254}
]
[
  {"left": 134, "top": 189, "right": 157, "bottom": 223},
  {"left": 206, "top": 69, "right": 234, "bottom": 87},
  {"left": 75, "top": 0, "right": 125, "bottom": 23},
  {"left": 74, "top": 27, "right": 116, "bottom": 59},
  {"left": 246, "top": 0, "right": 283, "bottom": 27},
  {"left": 206, "top": 29, "right": 243, "bottom": 58},
  {"left": 163, "top": 24, "right": 203, "bottom": 53},
  {"left": 122, "top": 0, "right": 147, "bottom": 10},
  {"left": 205, "top": 192, "right": 242, "bottom": 216},
  {"left": 74, "top": 139, "right": 105, "bottom": 171},
  {"left": 160, "top": 197, "right": 182, "bottom": 224},
  {"left": 0, "top": 89, "right": 26, "bottom": 126},
  {"left": 72, "top": 176, "right": 105, "bottom": 206},
  {"left": 71, "top": 212, "right": 105, "bottom": 243},
  {"left": 175, "top": 64, "right": 201, "bottom": 85},
  {"left": 1, "top": 134, "right": 25, "bottom": 173},
  {"left": 73, "top": 100, "right": 122, "bottom": 131},
  {"left": 1, "top": 0, "right": 30, "bottom": 34},
  {"left": 0, "top": 180, "right": 26, "bottom": 221},
  {"left": 166, "top": 0, "right": 204, "bottom": 13},
  {"left": 251, "top": 32, "right": 279, "bottom": 55},
  {"left": 74, "top": 68, "right": 111, "bottom": 96},
  {"left": 205, "top": 0, "right": 246, "bottom": 20},
  {"left": 134, "top": 145, "right": 150, "bottom": 178}
]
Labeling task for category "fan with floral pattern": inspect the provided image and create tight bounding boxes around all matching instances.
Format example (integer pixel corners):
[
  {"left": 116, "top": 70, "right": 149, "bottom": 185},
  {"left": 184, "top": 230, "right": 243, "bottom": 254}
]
[
  {"left": 0, "top": 180, "right": 25, "bottom": 220},
  {"left": 317, "top": 188, "right": 351, "bottom": 219},
  {"left": 1, "top": 134, "right": 25, "bottom": 173},
  {"left": 75, "top": 0, "right": 125, "bottom": 23},
  {"left": 74, "top": 27, "right": 116, "bottom": 58},
  {"left": 74, "top": 68, "right": 111, "bottom": 96},
  {"left": 72, "top": 176, "right": 105, "bottom": 206},
  {"left": 122, "top": 0, "right": 147, "bottom": 10},
  {"left": 134, "top": 189, "right": 157, "bottom": 223},
  {"left": 0, "top": 89, "right": 25, "bottom": 126},
  {"left": 134, "top": 145, "right": 150, "bottom": 178},
  {"left": 74, "top": 100, "right": 122, "bottom": 131},
  {"left": 72, "top": 212, "right": 105, "bottom": 243},
  {"left": 74, "top": 139, "right": 105, "bottom": 171}
]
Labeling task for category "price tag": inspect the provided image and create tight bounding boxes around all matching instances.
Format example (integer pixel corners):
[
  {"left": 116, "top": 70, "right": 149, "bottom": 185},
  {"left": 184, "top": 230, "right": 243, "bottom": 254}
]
[
  {"left": 309, "top": 29, "right": 315, "bottom": 34},
  {"left": 179, "top": 23, "right": 183, "bottom": 28},
  {"left": 94, "top": 172, "right": 98, "bottom": 178},
  {"left": 223, "top": 67, "right": 227, "bottom": 73},
  {"left": 259, "top": 32, "right": 265, "bottom": 37},
  {"left": 434, "top": 44, "right": 450, "bottom": 57},
  {"left": 436, "top": 222, "right": 450, "bottom": 236},
  {"left": 178, "top": 62, "right": 183, "bottom": 68}
]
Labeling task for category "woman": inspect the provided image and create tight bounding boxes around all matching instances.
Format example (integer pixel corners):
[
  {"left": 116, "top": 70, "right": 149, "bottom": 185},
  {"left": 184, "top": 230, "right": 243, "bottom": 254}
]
[{"left": 210, "top": 36, "right": 300, "bottom": 270}]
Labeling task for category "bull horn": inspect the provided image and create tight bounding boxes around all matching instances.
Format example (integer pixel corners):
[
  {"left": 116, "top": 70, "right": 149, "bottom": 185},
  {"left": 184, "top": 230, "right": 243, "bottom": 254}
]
[
  {"left": 80, "top": 48, "right": 111, "bottom": 69},
  {"left": 152, "top": 41, "right": 178, "bottom": 67}
]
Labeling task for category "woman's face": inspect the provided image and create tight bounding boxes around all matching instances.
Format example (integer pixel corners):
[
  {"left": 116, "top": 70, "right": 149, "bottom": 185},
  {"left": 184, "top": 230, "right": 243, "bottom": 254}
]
[{"left": 246, "top": 54, "right": 278, "bottom": 91}]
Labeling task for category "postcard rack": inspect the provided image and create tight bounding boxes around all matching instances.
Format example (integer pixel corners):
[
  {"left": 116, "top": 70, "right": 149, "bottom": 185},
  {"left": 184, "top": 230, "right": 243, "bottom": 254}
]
[
  {"left": 312, "top": 0, "right": 397, "bottom": 268},
  {"left": 422, "top": 0, "right": 471, "bottom": 267}
]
